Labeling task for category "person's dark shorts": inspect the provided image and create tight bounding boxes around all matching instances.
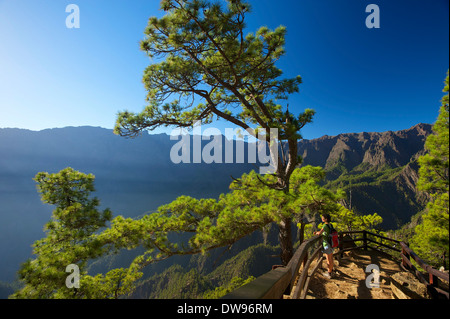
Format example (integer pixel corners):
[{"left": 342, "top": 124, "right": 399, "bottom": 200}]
[{"left": 322, "top": 244, "right": 333, "bottom": 255}]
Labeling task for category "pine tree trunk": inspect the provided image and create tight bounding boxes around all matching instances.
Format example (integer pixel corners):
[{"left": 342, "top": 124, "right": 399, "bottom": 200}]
[
  {"left": 279, "top": 217, "right": 294, "bottom": 266},
  {"left": 277, "top": 137, "right": 299, "bottom": 265},
  {"left": 299, "top": 221, "right": 305, "bottom": 245}
]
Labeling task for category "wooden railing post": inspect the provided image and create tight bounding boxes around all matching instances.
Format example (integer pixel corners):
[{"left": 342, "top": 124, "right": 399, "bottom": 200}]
[
  {"left": 429, "top": 272, "right": 439, "bottom": 288},
  {"left": 363, "top": 231, "right": 368, "bottom": 251},
  {"left": 338, "top": 233, "right": 344, "bottom": 259},
  {"left": 224, "top": 233, "right": 449, "bottom": 299},
  {"left": 401, "top": 243, "right": 410, "bottom": 270}
]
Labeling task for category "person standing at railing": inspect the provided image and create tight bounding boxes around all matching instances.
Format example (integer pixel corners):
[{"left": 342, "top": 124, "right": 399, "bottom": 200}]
[{"left": 314, "top": 214, "right": 335, "bottom": 279}]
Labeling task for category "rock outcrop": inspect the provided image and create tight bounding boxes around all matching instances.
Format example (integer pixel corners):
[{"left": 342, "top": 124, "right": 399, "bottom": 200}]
[{"left": 390, "top": 272, "right": 429, "bottom": 299}]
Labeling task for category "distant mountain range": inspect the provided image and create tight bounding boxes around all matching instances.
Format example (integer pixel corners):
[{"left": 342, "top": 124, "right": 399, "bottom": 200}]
[
  {"left": 0, "top": 123, "right": 432, "bottom": 285},
  {"left": 300, "top": 123, "right": 431, "bottom": 175},
  {"left": 299, "top": 123, "right": 432, "bottom": 227}
]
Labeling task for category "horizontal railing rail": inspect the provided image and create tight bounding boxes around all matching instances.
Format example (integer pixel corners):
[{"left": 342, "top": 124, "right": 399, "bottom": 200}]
[
  {"left": 291, "top": 245, "right": 324, "bottom": 299},
  {"left": 340, "top": 231, "right": 448, "bottom": 299},
  {"left": 400, "top": 242, "right": 449, "bottom": 299},
  {"left": 223, "top": 230, "right": 448, "bottom": 299},
  {"left": 338, "top": 230, "right": 401, "bottom": 257},
  {"left": 222, "top": 235, "right": 322, "bottom": 299}
]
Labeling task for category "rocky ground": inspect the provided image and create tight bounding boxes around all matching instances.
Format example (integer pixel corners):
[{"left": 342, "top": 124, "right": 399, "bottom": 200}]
[{"left": 305, "top": 249, "right": 403, "bottom": 299}]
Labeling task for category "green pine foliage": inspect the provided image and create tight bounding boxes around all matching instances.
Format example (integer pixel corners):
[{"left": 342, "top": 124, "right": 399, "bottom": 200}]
[
  {"left": 8, "top": 0, "right": 448, "bottom": 298},
  {"left": 329, "top": 205, "right": 383, "bottom": 234},
  {"left": 11, "top": 168, "right": 142, "bottom": 299},
  {"left": 114, "top": 0, "right": 312, "bottom": 141},
  {"left": 9, "top": 155, "right": 394, "bottom": 299},
  {"left": 10, "top": 165, "right": 346, "bottom": 299},
  {"left": 410, "top": 72, "right": 449, "bottom": 268},
  {"left": 113, "top": 0, "right": 316, "bottom": 265},
  {"left": 417, "top": 72, "right": 449, "bottom": 195},
  {"left": 92, "top": 165, "right": 345, "bottom": 273}
]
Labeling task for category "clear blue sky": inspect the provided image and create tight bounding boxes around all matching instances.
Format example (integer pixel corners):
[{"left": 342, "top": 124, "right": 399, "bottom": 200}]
[{"left": 0, "top": 0, "right": 448, "bottom": 139}]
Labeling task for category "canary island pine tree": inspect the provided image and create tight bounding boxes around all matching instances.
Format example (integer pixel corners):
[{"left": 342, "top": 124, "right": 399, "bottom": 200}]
[
  {"left": 11, "top": 168, "right": 142, "bottom": 299},
  {"left": 95, "top": 166, "right": 344, "bottom": 273},
  {"left": 114, "top": 0, "right": 315, "bottom": 265},
  {"left": 411, "top": 71, "right": 449, "bottom": 268}
]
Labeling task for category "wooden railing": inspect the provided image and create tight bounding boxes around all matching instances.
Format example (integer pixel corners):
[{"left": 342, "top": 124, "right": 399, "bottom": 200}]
[
  {"left": 339, "top": 230, "right": 449, "bottom": 299},
  {"left": 337, "top": 230, "right": 401, "bottom": 257},
  {"left": 222, "top": 235, "right": 322, "bottom": 299},
  {"left": 290, "top": 244, "right": 324, "bottom": 299},
  {"left": 223, "top": 230, "right": 449, "bottom": 299},
  {"left": 400, "top": 242, "right": 449, "bottom": 299}
]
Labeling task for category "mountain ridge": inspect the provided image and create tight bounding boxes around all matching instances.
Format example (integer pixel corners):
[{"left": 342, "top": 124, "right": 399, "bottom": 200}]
[
  {"left": 299, "top": 123, "right": 431, "bottom": 174},
  {"left": 0, "top": 123, "right": 432, "bottom": 285}
]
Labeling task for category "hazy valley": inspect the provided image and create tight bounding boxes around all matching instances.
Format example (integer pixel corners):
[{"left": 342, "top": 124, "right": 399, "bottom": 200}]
[{"left": 0, "top": 123, "right": 432, "bottom": 297}]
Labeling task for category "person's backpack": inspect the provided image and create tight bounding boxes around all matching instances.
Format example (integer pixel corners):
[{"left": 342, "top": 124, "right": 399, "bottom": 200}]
[{"left": 327, "top": 223, "right": 339, "bottom": 248}]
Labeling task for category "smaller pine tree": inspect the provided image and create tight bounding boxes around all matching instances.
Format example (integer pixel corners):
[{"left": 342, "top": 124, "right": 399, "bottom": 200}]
[
  {"left": 411, "top": 71, "right": 449, "bottom": 268},
  {"left": 11, "top": 168, "right": 141, "bottom": 299}
]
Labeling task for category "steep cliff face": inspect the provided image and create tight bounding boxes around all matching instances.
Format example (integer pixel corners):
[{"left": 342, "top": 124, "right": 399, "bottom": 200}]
[
  {"left": 298, "top": 123, "right": 432, "bottom": 229},
  {"left": 299, "top": 123, "right": 431, "bottom": 175}
]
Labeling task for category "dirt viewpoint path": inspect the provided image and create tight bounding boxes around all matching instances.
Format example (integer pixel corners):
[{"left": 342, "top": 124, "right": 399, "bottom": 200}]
[{"left": 306, "top": 249, "right": 403, "bottom": 299}]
